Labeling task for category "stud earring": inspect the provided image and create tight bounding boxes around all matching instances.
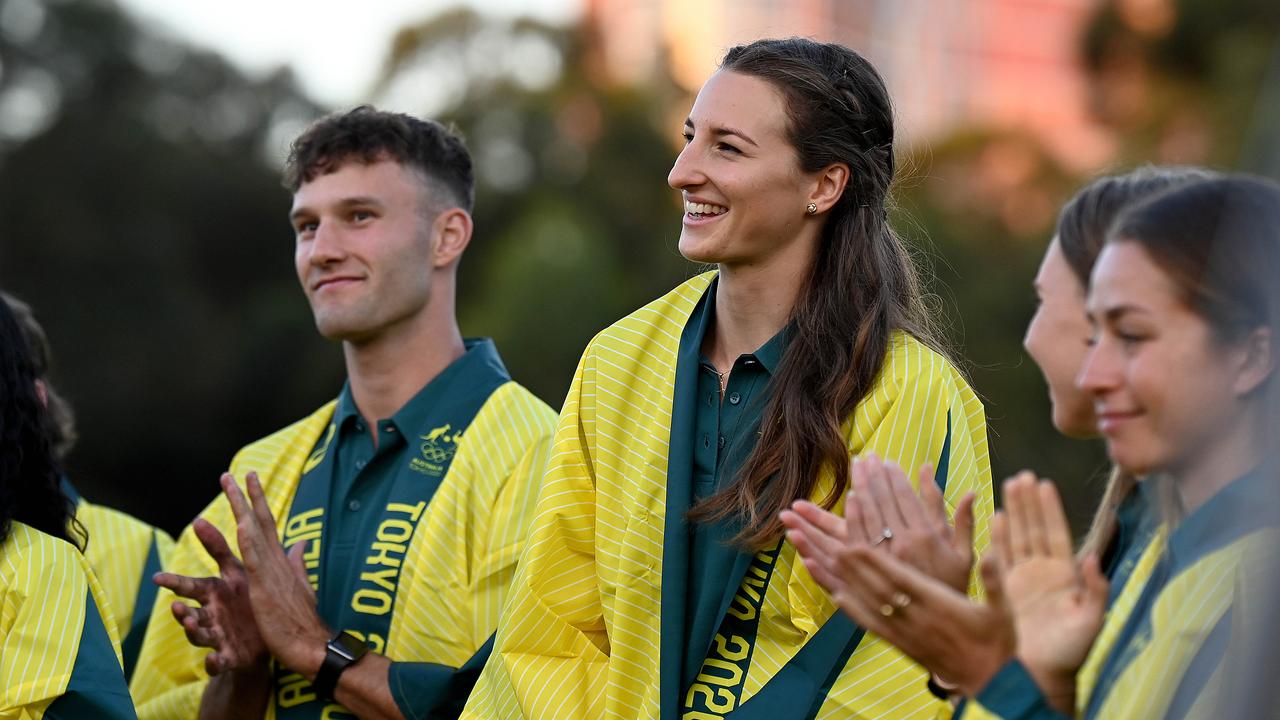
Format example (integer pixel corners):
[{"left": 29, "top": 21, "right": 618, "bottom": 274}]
[{"left": 805, "top": 203, "right": 818, "bottom": 215}]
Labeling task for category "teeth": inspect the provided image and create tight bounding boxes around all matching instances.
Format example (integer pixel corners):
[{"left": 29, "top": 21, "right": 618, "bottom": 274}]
[{"left": 684, "top": 200, "right": 727, "bottom": 216}]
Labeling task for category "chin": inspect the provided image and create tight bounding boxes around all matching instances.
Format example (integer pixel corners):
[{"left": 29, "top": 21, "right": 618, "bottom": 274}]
[
  {"left": 677, "top": 233, "right": 727, "bottom": 265},
  {"left": 1105, "top": 443, "right": 1156, "bottom": 476},
  {"left": 313, "top": 312, "right": 372, "bottom": 343},
  {"left": 1053, "top": 406, "right": 1100, "bottom": 440}
]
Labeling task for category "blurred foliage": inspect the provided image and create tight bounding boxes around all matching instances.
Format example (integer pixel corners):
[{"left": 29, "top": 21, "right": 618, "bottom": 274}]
[
  {"left": 1082, "top": 0, "right": 1280, "bottom": 169},
  {"left": 0, "top": 0, "right": 329, "bottom": 531},
  {"left": 0, "top": 0, "right": 1274, "bottom": 537}
]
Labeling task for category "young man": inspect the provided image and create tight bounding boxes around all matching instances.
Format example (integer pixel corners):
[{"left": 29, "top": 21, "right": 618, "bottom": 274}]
[
  {"left": 130, "top": 107, "right": 556, "bottom": 719},
  {"left": 3, "top": 291, "right": 175, "bottom": 683}
]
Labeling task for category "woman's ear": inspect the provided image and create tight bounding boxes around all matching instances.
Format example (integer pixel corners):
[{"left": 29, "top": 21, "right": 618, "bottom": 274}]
[
  {"left": 806, "top": 162, "right": 850, "bottom": 215},
  {"left": 1233, "top": 327, "right": 1273, "bottom": 397}
]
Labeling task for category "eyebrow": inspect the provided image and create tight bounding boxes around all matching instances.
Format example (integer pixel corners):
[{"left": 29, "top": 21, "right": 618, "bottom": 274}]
[
  {"left": 684, "top": 118, "right": 759, "bottom": 148},
  {"left": 289, "top": 196, "right": 383, "bottom": 222},
  {"left": 1086, "top": 304, "right": 1151, "bottom": 323}
]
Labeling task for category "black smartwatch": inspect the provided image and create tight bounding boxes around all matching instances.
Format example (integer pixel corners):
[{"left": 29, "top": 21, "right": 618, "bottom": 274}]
[{"left": 313, "top": 630, "right": 369, "bottom": 701}]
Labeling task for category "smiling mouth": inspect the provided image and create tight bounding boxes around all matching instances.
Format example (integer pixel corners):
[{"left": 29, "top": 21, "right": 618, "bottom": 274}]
[
  {"left": 684, "top": 200, "right": 728, "bottom": 218},
  {"left": 1097, "top": 410, "right": 1141, "bottom": 432},
  {"left": 314, "top": 277, "right": 361, "bottom": 292}
]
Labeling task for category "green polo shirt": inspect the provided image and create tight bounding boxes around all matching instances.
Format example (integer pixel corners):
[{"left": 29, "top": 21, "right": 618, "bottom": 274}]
[
  {"left": 682, "top": 285, "right": 788, "bottom": 684},
  {"left": 316, "top": 338, "right": 509, "bottom": 621}
]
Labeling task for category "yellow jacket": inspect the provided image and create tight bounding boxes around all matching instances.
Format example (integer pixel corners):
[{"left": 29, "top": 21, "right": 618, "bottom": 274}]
[
  {"left": 962, "top": 471, "right": 1277, "bottom": 719},
  {"left": 0, "top": 522, "right": 134, "bottom": 719},
  {"left": 464, "top": 273, "right": 994, "bottom": 720},
  {"left": 70, "top": 492, "right": 174, "bottom": 679},
  {"left": 131, "top": 381, "right": 555, "bottom": 719}
]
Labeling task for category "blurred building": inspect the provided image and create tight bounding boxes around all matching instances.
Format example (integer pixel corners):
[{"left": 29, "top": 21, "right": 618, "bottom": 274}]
[{"left": 584, "top": 0, "right": 1115, "bottom": 169}]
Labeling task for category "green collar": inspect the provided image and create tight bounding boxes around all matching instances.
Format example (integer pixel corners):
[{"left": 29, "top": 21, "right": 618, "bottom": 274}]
[
  {"left": 689, "top": 276, "right": 790, "bottom": 372},
  {"left": 334, "top": 338, "right": 510, "bottom": 434}
]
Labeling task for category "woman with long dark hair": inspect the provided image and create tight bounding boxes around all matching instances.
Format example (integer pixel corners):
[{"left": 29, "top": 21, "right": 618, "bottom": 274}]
[
  {"left": 463, "top": 38, "right": 993, "bottom": 718},
  {"left": 0, "top": 294, "right": 136, "bottom": 717}
]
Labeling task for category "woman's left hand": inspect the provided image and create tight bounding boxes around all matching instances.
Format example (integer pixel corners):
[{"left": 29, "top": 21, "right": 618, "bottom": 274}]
[
  {"left": 819, "top": 545, "right": 1016, "bottom": 697},
  {"left": 781, "top": 455, "right": 1006, "bottom": 696},
  {"left": 782, "top": 453, "right": 976, "bottom": 594}
]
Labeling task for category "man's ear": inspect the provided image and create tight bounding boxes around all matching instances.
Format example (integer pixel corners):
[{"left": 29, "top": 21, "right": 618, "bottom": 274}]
[
  {"left": 1234, "top": 326, "right": 1273, "bottom": 397},
  {"left": 806, "top": 162, "right": 851, "bottom": 216},
  {"left": 34, "top": 379, "right": 48, "bottom": 408},
  {"left": 432, "top": 208, "right": 473, "bottom": 269}
]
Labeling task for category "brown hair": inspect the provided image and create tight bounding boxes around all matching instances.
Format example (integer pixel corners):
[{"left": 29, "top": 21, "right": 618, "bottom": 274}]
[
  {"left": 1054, "top": 167, "right": 1216, "bottom": 558},
  {"left": 1057, "top": 166, "right": 1216, "bottom": 286},
  {"left": 283, "top": 105, "right": 475, "bottom": 213},
  {"left": 1110, "top": 175, "right": 1280, "bottom": 346},
  {"left": 687, "top": 38, "right": 943, "bottom": 548},
  {"left": 1100, "top": 176, "right": 1280, "bottom": 532}
]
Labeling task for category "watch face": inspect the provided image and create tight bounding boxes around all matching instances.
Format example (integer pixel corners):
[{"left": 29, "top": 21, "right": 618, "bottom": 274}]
[{"left": 330, "top": 631, "right": 368, "bottom": 661}]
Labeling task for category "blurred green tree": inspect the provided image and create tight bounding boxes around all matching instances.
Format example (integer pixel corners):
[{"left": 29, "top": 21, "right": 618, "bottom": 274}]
[
  {"left": 1082, "top": 0, "right": 1280, "bottom": 170},
  {"left": 0, "top": 0, "right": 328, "bottom": 532}
]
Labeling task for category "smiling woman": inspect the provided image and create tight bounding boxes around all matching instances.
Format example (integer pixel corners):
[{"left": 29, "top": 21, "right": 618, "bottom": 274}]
[
  {"left": 462, "top": 37, "right": 993, "bottom": 720},
  {"left": 957, "top": 175, "right": 1280, "bottom": 720}
]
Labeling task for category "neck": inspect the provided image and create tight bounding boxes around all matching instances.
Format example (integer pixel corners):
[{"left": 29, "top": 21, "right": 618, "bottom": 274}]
[
  {"left": 707, "top": 260, "right": 806, "bottom": 368},
  {"left": 1170, "top": 407, "right": 1264, "bottom": 514},
  {"left": 342, "top": 289, "right": 465, "bottom": 425}
]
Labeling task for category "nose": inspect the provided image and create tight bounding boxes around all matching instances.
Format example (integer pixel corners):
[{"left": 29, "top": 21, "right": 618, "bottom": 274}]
[
  {"left": 308, "top": 221, "right": 346, "bottom": 267},
  {"left": 1076, "top": 336, "right": 1119, "bottom": 397},
  {"left": 668, "top": 140, "right": 704, "bottom": 191},
  {"left": 1022, "top": 309, "right": 1041, "bottom": 356}
]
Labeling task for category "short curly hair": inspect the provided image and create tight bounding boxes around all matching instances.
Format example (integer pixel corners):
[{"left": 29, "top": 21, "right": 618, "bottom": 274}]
[{"left": 283, "top": 105, "right": 475, "bottom": 213}]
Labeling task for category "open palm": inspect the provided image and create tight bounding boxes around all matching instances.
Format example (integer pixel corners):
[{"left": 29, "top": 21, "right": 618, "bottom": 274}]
[
  {"left": 995, "top": 472, "right": 1109, "bottom": 710},
  {"left": 1003, "top": 553, "right": 1107, "bottom": 675}
]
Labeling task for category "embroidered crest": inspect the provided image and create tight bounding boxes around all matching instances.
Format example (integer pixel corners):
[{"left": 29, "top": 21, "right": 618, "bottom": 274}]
[{"left": 411, "top": 424, "right": 461, "bottom": 476}]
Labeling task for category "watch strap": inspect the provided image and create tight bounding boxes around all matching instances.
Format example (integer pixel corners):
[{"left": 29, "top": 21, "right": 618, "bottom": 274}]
[{"left": 313, "top": 631, "right": 368, "bottom": 702}]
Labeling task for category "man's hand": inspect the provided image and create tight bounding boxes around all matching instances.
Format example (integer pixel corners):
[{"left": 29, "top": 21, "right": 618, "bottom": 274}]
[
  {"left": 222, "top": 471, "right": 331, "bottom": 679},
  {"left": 154, "top": 517, "right": 268, "bottom": 676}
]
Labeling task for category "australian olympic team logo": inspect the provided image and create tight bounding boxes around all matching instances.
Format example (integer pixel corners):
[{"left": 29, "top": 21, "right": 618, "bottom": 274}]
[{"left": 410, "top": 423, "right": 461, "bottom": 476}]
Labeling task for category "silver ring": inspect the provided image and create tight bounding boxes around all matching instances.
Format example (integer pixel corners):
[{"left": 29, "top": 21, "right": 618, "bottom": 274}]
[{"left": 872, "top": 527, "right": 893, "bottom": 547}]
